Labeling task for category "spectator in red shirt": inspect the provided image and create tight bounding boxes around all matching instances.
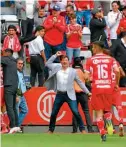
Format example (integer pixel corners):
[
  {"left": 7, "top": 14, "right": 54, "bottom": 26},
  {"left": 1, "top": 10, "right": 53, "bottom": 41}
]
[
  {"left": 2, "top": 25, "right": 21, "bottom": 59},
  {"left": 66, "top": 14, "right": 82, "bottom": 65},
  {"left": 38, "top": 0, "right": 47, "bottom": 8},
  {"left": 75, "top": 0, "right": 94, "bottom": 27},
  {"left": 43, "top": 5, "right": 66, "bottom": 60},
  {"left": 117, "top": 6, "right": 126, "bottom": 36}
]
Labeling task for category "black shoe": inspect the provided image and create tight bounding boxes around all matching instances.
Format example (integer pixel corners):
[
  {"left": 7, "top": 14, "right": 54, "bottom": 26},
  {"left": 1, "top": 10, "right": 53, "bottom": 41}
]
[
  {"left": 88, "top": 129, "right": 95, "bottom": 133},
  {"left": 71, "top": 131, "right": 77, "bottom": 133},
  {"left": 101, "top": 134, "right": 107, "bottom": 142}
]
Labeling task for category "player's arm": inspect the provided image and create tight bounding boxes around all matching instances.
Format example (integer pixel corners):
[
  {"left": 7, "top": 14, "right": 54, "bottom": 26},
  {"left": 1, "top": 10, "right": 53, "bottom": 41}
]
[
  {"left": 119, "top": 66, "right": 126, "bottom": 77},
  {"left": 113, "top": 65, "right": 120, "bottom": 86},
  {"left": 83, "top": 58, "right": 92, "bottom": 81}
]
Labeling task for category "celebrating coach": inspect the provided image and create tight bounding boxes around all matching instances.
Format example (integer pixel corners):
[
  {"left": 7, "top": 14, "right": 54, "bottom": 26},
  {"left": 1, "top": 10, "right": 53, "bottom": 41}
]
[{"left": 44, "top": 51, "right": 91, "bottom": 133}]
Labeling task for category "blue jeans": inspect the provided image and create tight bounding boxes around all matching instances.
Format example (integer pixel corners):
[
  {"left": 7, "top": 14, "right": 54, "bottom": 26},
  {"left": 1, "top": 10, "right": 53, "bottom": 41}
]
[
  {"left": 49, "top": 93, "right": 85, "bottom": 132},
  {"left": 16, "top": 96, "right": 28, "bottom": 127},
  {"left": 66, "top": 47, "right": 80, "bottom": 64},
  {"left": 44, "top": 41, "right": 64, "bottom": 60},
  {"left": 76, "top": 10, "right": 91, "bottom": 27}
]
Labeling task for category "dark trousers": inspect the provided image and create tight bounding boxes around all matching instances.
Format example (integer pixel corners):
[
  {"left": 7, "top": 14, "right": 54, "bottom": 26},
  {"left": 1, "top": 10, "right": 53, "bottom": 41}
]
[
  {"left": 4, "top": 85, "right": 18, "bottom": 128},
  {"left": 49, "top": 93, "right": 85, "bottom": 132},
  {"left": 111, "top": 39, "right": 117, "bottom": 46},
  {"left": 21, "top": 18, "right": 34, "bottom": 38},
  {"left": 18, "top": 18, "right": 34, "bottom": 58},
  {"left": 44, "top": 41, "right": 64, "bottom": 60},
  {"left": 120, "top": 76, "right": 126, "bottom": 87},
  {"left": 72, "top": 92, "right": 93, "bottom": 132},
  {"left": 30, "top": 55, "right": 45, "bottom": 87}
]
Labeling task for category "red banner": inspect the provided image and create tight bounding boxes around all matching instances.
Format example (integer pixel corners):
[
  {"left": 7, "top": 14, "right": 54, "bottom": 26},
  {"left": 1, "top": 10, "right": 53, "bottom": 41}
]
[{"left": 23, "top": 87, "right": 126, "bottom": 125}]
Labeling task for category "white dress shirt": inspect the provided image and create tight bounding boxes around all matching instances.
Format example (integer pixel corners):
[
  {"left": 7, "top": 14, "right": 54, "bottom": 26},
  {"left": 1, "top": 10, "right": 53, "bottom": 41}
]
[
  {"left": 107, "top": 10, "right": 122, "bottom": 39},
  {"left": 28, "top": 36, "right": 45, "bottom": 55},
  {"left": 56, "top": 68, "right": 70, "bottom": 92},
  {"left": 26, "top": 0, "right": 35, "bottom": 19}
]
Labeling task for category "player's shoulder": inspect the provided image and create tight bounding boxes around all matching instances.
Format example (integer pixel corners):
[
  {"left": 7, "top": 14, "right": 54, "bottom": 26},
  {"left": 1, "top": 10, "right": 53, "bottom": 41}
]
[
  {"left": 91, "top": 54, "right": 109, "bottom": 60},
  {"left": 109, "top": 56, "right": 117, "bottom": 62}
]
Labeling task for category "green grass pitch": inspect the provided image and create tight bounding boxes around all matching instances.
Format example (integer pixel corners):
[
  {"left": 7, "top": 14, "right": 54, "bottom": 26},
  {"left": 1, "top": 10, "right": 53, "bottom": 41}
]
[{"left": 1, "top": 134, "right": 126, "bottom": 147}]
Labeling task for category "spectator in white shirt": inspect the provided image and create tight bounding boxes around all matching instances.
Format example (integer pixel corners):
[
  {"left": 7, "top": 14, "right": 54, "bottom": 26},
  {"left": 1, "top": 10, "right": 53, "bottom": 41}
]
[
  {"left": 107, "top": 1, "right": 122, "bottom": 45},
  {"left": 34, "top": 7, "right": 47, "bottom": 28},
  {"left": 15, "top": 0, "right": 38, "bottom": 38},
  {"left": 28, "top": 26, "right": 46, "bottom": 87}
]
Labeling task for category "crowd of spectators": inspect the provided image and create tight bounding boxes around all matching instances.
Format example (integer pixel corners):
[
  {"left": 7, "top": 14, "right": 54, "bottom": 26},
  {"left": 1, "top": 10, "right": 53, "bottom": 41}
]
[{"left": 0, "top": 0, "right": 126, "bottom": 134}]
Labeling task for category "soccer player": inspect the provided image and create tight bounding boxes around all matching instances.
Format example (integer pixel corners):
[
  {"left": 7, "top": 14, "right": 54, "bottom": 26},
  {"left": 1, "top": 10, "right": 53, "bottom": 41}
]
[
  {"left": 85, "top": 41, "right": 120, "bottom": 141},
  {"left": 111, "top": 61, "right": 125, "bottom": 136},
  {"left": 0, "top": 65, "right": 9, "bottom": 134},
  {"left": 103, "top": 49, "right": 125, "bottom": 136}
]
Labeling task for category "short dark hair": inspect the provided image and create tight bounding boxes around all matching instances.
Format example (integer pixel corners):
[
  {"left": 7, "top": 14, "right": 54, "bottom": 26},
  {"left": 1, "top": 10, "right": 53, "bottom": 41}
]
[
  {"left": 59, "top": 55, "right": 69, "bottom": 61},
  {"left": 40, "top": 6, "right": 44, "bottom": 9},
  {"left": 8, "top": 25, "right": 17, "bottom": 32},
  {"left": 16, "top": 57, "right": 24, "bottom": 63},
  {"left": 92, "top": 41, "right": 105, "bottom": 48},
  {"left": 34, "top": 26, "right": 45, "bottom": 34},
  {"left": 4, "top": 48, "right": 13, "bottom": 54},
  {"left": 120, "top": 31, "right": 126, "bottom": 38},
  {"left": 112, "top": 1, "right": 120, "bottom": 6},
  {"left": 66, "top": 4, "right": 74, "bottom": 10}
]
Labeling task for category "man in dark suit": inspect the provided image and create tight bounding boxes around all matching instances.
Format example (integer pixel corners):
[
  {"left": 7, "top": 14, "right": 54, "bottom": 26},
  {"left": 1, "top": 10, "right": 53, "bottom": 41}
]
[
  {"left": 1, "top": 48, "right": 19, "bottom": 134},
  {"left": 110, "top": 32, "right": 126, "bottom": 87}
]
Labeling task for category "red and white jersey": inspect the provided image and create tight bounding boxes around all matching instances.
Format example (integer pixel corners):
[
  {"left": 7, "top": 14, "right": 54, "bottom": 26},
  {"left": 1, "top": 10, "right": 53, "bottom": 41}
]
[
  {"left": 112, "top": 61, "right": 120, "bottom": 85},
  {"left": 85, "top": 53, "right": 117, "bottom": 94},
  {"left": 0, "top": 65, "right": 3, "bottom": 88}
]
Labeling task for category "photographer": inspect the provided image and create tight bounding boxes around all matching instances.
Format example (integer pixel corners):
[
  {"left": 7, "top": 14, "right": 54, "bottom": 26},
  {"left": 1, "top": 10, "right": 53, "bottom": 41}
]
[{"left": 72, "top": 57, "right": 94, "bottom": 133}]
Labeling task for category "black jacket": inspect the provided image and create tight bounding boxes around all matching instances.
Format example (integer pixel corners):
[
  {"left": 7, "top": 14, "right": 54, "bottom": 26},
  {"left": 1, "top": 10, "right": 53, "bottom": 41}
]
[
  {"left": 1, "top": 56, "right": 18, "bottom": 87},
  {"left": 110, "top": 39, "right": 126, "bottom": 71},
  {"left": 89, "top": 17, "right": 107, "bottom": 42}
]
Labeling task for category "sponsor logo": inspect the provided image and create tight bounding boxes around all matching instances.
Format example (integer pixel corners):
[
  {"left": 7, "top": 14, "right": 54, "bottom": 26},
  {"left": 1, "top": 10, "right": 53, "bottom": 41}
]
[{"left": 37, "top": 91, "right": 66, "bottom": 122}]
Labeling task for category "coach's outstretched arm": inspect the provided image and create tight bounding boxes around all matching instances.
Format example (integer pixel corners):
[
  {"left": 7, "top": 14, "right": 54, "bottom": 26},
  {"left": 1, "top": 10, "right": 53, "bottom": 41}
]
[{"left": 45, "top": 52, "right": 62, "bottom": 70}]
